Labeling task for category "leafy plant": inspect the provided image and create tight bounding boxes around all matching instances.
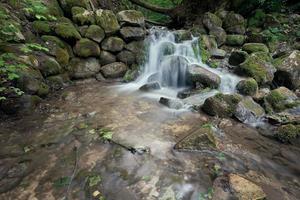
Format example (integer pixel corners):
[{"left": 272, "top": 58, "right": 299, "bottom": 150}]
[
  {"left": 21, "top": 43, "right": 49, "bottom": 53},
  {"left": 23, "top": 0, "right": 57, "bottom": 21},
  {"left": 88, "top": 175, "right": 102, "bottom": 187},
  {"left": 99, "top": 128, "right": 113, "bottom": 141}
]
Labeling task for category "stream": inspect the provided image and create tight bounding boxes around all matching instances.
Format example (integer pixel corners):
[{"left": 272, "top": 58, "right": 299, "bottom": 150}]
[{"left": 0, "top": 29, "right": 300, "bottom": 200}]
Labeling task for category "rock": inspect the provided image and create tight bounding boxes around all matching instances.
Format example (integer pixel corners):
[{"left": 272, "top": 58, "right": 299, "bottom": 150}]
[
  {"left": 159, "top": 97, "right": 184, "bottom": 110},
  {"left": 117, "top": 50, "right": 136, "bottom": 65},
  {"left": 229, "top": 174, "right": 266, "bottom": 200},
  {"left": 71, "top": 6, "right": 95, "bottom": 25},
  {"left": 210, "top": 49, "right": 226, "bottom": 59},
  {"left": 32, "top": 20, "right": 53, "bottom": 34},
  {"left": 70, "top": 57, "right": 101, "bottom": 79},
  {"left": 265, "top": 87, "right": 299, "bottom": 112},
  {"left": 276, "top": 124, "right": 300, "bottom": 143},
  {"left": 139, "top": 82, "right": 161, "bottom": 91},
  {"left": 236, "top": 78, "right": 258, "bottom": 96},
  {"left": 234, "top": 97, "right": 265, "bottom": 123},
  {"left": 187, "top": 64, "right": 221, "bottom": 89},
  {"left": 96, "top": 73, "right": 106, "bottom": 82},
  {"left": 203, "top": 12, "right": 222, "bottom": 31},
  {"left": 47, "top": 74, "right": 70, "bottom": 90},
  {"left": 201, "top": 35, "right": 218, "bottom": 51},
  {"left": 174, "top": 30, "right": 192, "bottom": 42},
  {"left": 223, "top": 12, "right": 246, "bottom": 34},
  {"left": 100, "top": 62, "right": 127, "bottom": 78},
  {"left": 246, "top": 31, "right": 265, "bottom": 43},
  {"left": 101, "top": 37, "right": 125, "bottom": 52},
  {"left": 123, "top": 69, "right": 139, "bottom": 82},
  {"left": 202, "top": 93, "right": 242, "bottom": 118},
  {"left": 253, "top": 88, "right": 270, "bottom": 102},
  {"left": 229, "top": 51, "right": 248, "bottom": 66},
  {"left": 242, "top": 43, "right": 269, "bottom": 54},
  {"left": 226, "top": 35, "right": 246, "bottom": 46},
  {"left": 120, "top": 26, "right": 145, "bottom": 41},
  {"left": 0, "top": 95, "right": 42, "bottom": 114},
  {"left": 174, "top": 124, "right": 218, "bottom": 151},
  {"left": 99, "top": 51, "right": 116, "bottom": 65},
  {"left": 238, "top": 53, "right": 276, "bottom": 85},
  {"left": 95, "top": 9, "right": 120, "bottom": 35},
  {"left": 55, "top": 20, "right": 81, "bottom": 41},
  {"left": 272, "top": 42, "right": 291, "bottom": 58},
  {"left": 125, "top": 41, "right": 145, "bottom": 53},
  {"left": 209, "top": 27, "right": 227, "bottom": 47},
  {"left": 58, "top": 0, "right": 89, "bottom": 15},
  {"left": 266, "top": 107, "right": 300, "bottom": 125},
  {"left": 38, "top": 56, "right": 63, "bottom": 77},
  {"left": 117, "top": 10, "right": 145, "bottom": 27},
  {"left": 85, "top": 25, "right": 105, "bottom": 43},
  {"left": 74, "top": 38, "right": 101, "bottom": 57},
  {"left": 273, "top": 50, "right": 300, "bottom": 90}
]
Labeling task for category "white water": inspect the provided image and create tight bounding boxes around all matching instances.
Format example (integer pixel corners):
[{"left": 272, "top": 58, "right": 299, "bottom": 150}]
[{"left": 118, "top": 27, "right": 242, "bottom": 107}]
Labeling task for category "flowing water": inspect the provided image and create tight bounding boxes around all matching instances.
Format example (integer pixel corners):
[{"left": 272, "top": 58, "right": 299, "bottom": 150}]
[{"left": 0, "top": 29, "right": 300, "bottom": 200}]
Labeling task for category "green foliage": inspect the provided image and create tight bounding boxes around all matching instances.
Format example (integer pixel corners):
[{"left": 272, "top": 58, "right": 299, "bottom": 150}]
[
  {"left": 276, "top": 124, "right": 300, "bottom": 143},
  {"left": 99, "top": 128, "right": 113, "bottom": 141},
  {"left": 23, "top": 0, "right": 57, "bottom": 21},
  {"left": 199, "top": 188, "right": 214, "bottom": 200},
  {"left": 53, "top": 176, "right": 71, "bottom": 188},
  {"left": 21, "top": 43, "right": 49, "bottom": 53},
  {"left": 0, "top": 7, "right": 22, "bottom": 42},
  {"left": 88, "top": 175, "right": 102, "bottom": 187}
]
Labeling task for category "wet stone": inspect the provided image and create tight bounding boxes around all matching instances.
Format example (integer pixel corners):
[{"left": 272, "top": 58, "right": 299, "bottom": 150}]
[{"left": 139, "top": 82, "right": 161, "bottom": 91}]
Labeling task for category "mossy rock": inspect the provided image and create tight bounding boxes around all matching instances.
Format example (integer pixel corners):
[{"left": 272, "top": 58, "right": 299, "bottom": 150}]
[
  {"left": 123, "top": 69, "right": 139, "bottom": 83},
  {"left": 238, "top": 53, "right": 275, "bottom": 85},
  {"left": 226, "top": 35, "right": 246, "bottom": 46},
  {"left": 202, "top": 12, "right": 222, "bottom": 31},
  {"left": 74, "top": 38, "right": 100, "bottom": 57},
  {"left": 85, "top": 25, "right": 105, "bottom": 43},
  {"left": 58, "top": 0, "right": 90, "bottom": 15},
  {"left": 55, "top": 47, "right": 70, "bottom": 66},
  {"left": 55, "top": 21, "right": 81, "bottom": 41},
  {"left": 38, "top": 56, "right": 63, "bottom": 77},
  {"left": 72, "top": 6, "right": 95, "bottom": 25},
  {"left": 117, "top": 50, "right": 136, "bottom": 65},
  {"left": 202, "top": 93, "right": 242, "bottom": 118},
  {"left": 242, "top": 43, "right": 269, "bottom": 54},
  {"left": 95, "top": 9, "right": 120, "bottom": 35},
  {"left": 229, "top": 50, "right": 249, "bottom": 66},
  {"left": 117, "top": 10, "right": 145, "bottom": 27},
  {"left": 236, "top": 78, "right": 258, "bottom": 96},
  {"left": 70, "top": 57, "right": 101, "bottom": 79},
  {"left": 223, "top": 12, "right": 246, "bottom": 34},
  {"left": 32, "top": 21, "right": 52, "bottom": 34},
  {"left": 276, "top": 124, "right": 300, "bottom": 143},
  {"left": 265, "top": 87, "right": 299, "bottom": 112},
  {"left": 47, "top": 74, "right": 70, "bottom": 90},
  {"left": 101, "top": 37, "right": 125, "bottom": 52},
  {"left": 99, "top": 51, "right": 116, "bottom": 65}
]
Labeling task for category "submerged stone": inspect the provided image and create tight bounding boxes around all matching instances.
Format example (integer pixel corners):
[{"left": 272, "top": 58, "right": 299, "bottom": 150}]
[
  {"left": 159, "top": 97, "right": 184, "bottom": 110},
  {"left": 139, "top": 82, "right": 161, "bottom": 91}
]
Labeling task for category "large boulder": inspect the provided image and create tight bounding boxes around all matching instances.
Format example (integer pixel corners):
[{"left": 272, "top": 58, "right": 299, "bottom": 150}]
[
  {"left": 236, "top": 78, "right": 258, "bottom": 96},
  {"left": 226, "top": 35, "right": 246, "bottom": 46},
  {"left": 117, "top": 50, "right": 136, "bottom": 65},
  {"left": 234, "top": 97, "right": 265, "bottom": 123},
  {"left": 242, "top": 43, "right": 269, "bottom": 54},
  {"left": 70, "top": 57, "right": 101, "bottom": 79},
  {"left": 37, "top": 56, "right": 63, "bottom": 77},
  {"left": 100, "top": 62, "right": 127, "bottom": 78},
  {"left": 74, "top": 38, "right": 101, "bottom": 57},
  {"left": 203, "top": 12, "right": 222, "bottom": 31},
  {"left": 117, "top": 10, "right": 145, "bottom": 27},
  {"left": 209, "top": 27, "right": 227, "bottom": 47},
  {"left": 55, "top": 20, "right": 81, "bottom": 41},
  {"left": 223, "top": 12, "right": 246, "bottom": 34},
  {"left": 265, "top": 87, "right": 299, "bottom": 112},
  {"left": 273, "top": 50, "right": 300, "bottom": 90},
  {"left": 85, "top": 25, "right": 105, "bottom": 43},
  {"left": 237, "top": 53, "right": 276, "bottom": 85},
  {"left": 99, "top": 51, "right": 116, "bottom": 65},
  {"left": 95, "top": 9, "right": 120, "bottom": 35},
  {"left": 229, "top": 50, "right": 248, "bottom": 66},
  {"left": 58, "top": 0, "right": 89, "bottom": 15},
  {"left": 71, "top": 6, "right": 95, "bottom": 25},
  {"left": 120, "top": 27, "right": 145, "bottom": 41},
  {"left": 202, "top": 93, "right": 242, "bottom": 118},
  {"left": 187, "top": 64, "right": 221, "bottom": 89},
  {"left": 101, "top": 37, "right": 125, "bottom": 52}
]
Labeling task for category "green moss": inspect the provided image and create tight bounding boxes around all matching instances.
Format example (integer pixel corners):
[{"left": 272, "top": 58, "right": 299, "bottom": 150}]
[
  {"left": 248, "top": 9, "right": 266, "bottom": 27},
  {"left": 71, "top": 6, "right": 95, "bottom": 25},
  {"left": 37, "top": 82, "right": 49, "bottom": 97},
  {"left": 32, "top": 21, "right": 52, "bottom": 34},
  {"left": 74, "top": 38, "right": 100, "bottom": 57},
  {"left": 85, "top": 25, "right": 105, "bottom": 43},
  {"left": 55, "top": 48, "right": 69, "bottom": 66},
  {"left": 95, "top": 9, "right": 120, "bottom": 34},
  {"left": 276, "top": 124, "right": 300, "bottom": 143},
  {"left": 237, "top": 78, "right": 258, "bottom": 96},
  {"left": 266, "top": 90, "right": 286, "bottom": 111},
  {"left": 123, "top": 69, "right": 137, "bottom": 82},
  {"left": 242, "top": 43, "right": 269, "bottom": 54},
  {"left": 226, "top": 35, "right": 245, "bottom": 46},
  {"left": 55, "top": 22, "right": 81, "bottom": 41}
]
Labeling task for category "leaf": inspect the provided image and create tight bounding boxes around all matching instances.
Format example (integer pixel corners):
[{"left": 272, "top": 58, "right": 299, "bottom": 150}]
[{"left": 88, "top": 175, "right": 102, "bottom": 187}]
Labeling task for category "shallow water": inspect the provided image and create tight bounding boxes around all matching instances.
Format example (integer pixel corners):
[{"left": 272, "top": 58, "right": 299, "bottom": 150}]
[{"left": 0, "top": 81, "right": 299, "bottom": 200}]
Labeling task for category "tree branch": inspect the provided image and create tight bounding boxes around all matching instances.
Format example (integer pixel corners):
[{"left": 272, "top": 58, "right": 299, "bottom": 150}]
[{"left": 128, "top": 0, "right": 173, "bottom": 14}]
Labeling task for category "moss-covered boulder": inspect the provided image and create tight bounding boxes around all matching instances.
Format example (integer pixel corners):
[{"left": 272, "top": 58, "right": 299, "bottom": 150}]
[
  {"left": 100, "top": 62, "right": 128, "bottom": 78},
  {"left": 242, "top": 43, "right": 269, "bottom": 54},
  {"left": 85, "top": 25, "right": 105, "bottom": 43},
  {"left": 55, "top": 20, "right": 81, "bottom": 41},
  {"left": 46, "top": 74, "right": 70, "bottom": 90},
  {"left": 120, "top": 26, "right": 145, "bottom": 41},
  {"left": 101, "top": 37, "right": 125, "bottom": 52},
  {"left": 223, "top": 12, "right": 246, "bottom": 34},
  {"left": 38, "top": 56, "right": 63, "bottom": 77},
  {"left": 174, "top": 30, "right": 192, "bottom": 42},
  {"left": 265, "top": 87, "right": 299, "bottom": 112},
  {"left": 71, "top": 6, "right": 95, "bottom": 25},
  {"left": 99, "top": 51, "right": 116, "bottom": 65},
  {"left": 202, "top": 12, "right": 222, "bottom": 31},
  {"left": 32, "top": 21, "right": 53, "bottom": 34},
  {"left": 117, "top": 10, "right": 145, "bottom": 27},
  {"left": 236, "top": 78, "right": 258, "bottom": 96},
  {"left": 74, "top": 38, "right": 101, "bottom": 57},
  {"left": 95, "top": 9, "right": 120, "bottom": 35},
  {"left": 201, "top": 35, "right": 218, "bottom": 52},
  {"left": 58, "top": 0, "right": 89, "bottom": 15},
  {"left": 238, "top": 53, "right": 276, "bottom": 85},
  {"left": 273, "top": 50, "right": 300, "bottom": 90},
  {"left": 276, "top": 124, "right": 300, "bottom": 143},
  {"left": 226, "top": 35, "right": 246, "bottom": 46},
  {"left": 202, "top": 93, "right": 242, "bottom": 118},
  {"left": 70, "top": 57, "right": 101, "bottom": 79},
  {"left": 117, "top": 50, "right": 136, "bottom": 65},
  {"left": 229, "top": 50, "right": 249, "bottom": 66},
  {"left": 209, "top": 27, "right": 227, "bottom": 47}
]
